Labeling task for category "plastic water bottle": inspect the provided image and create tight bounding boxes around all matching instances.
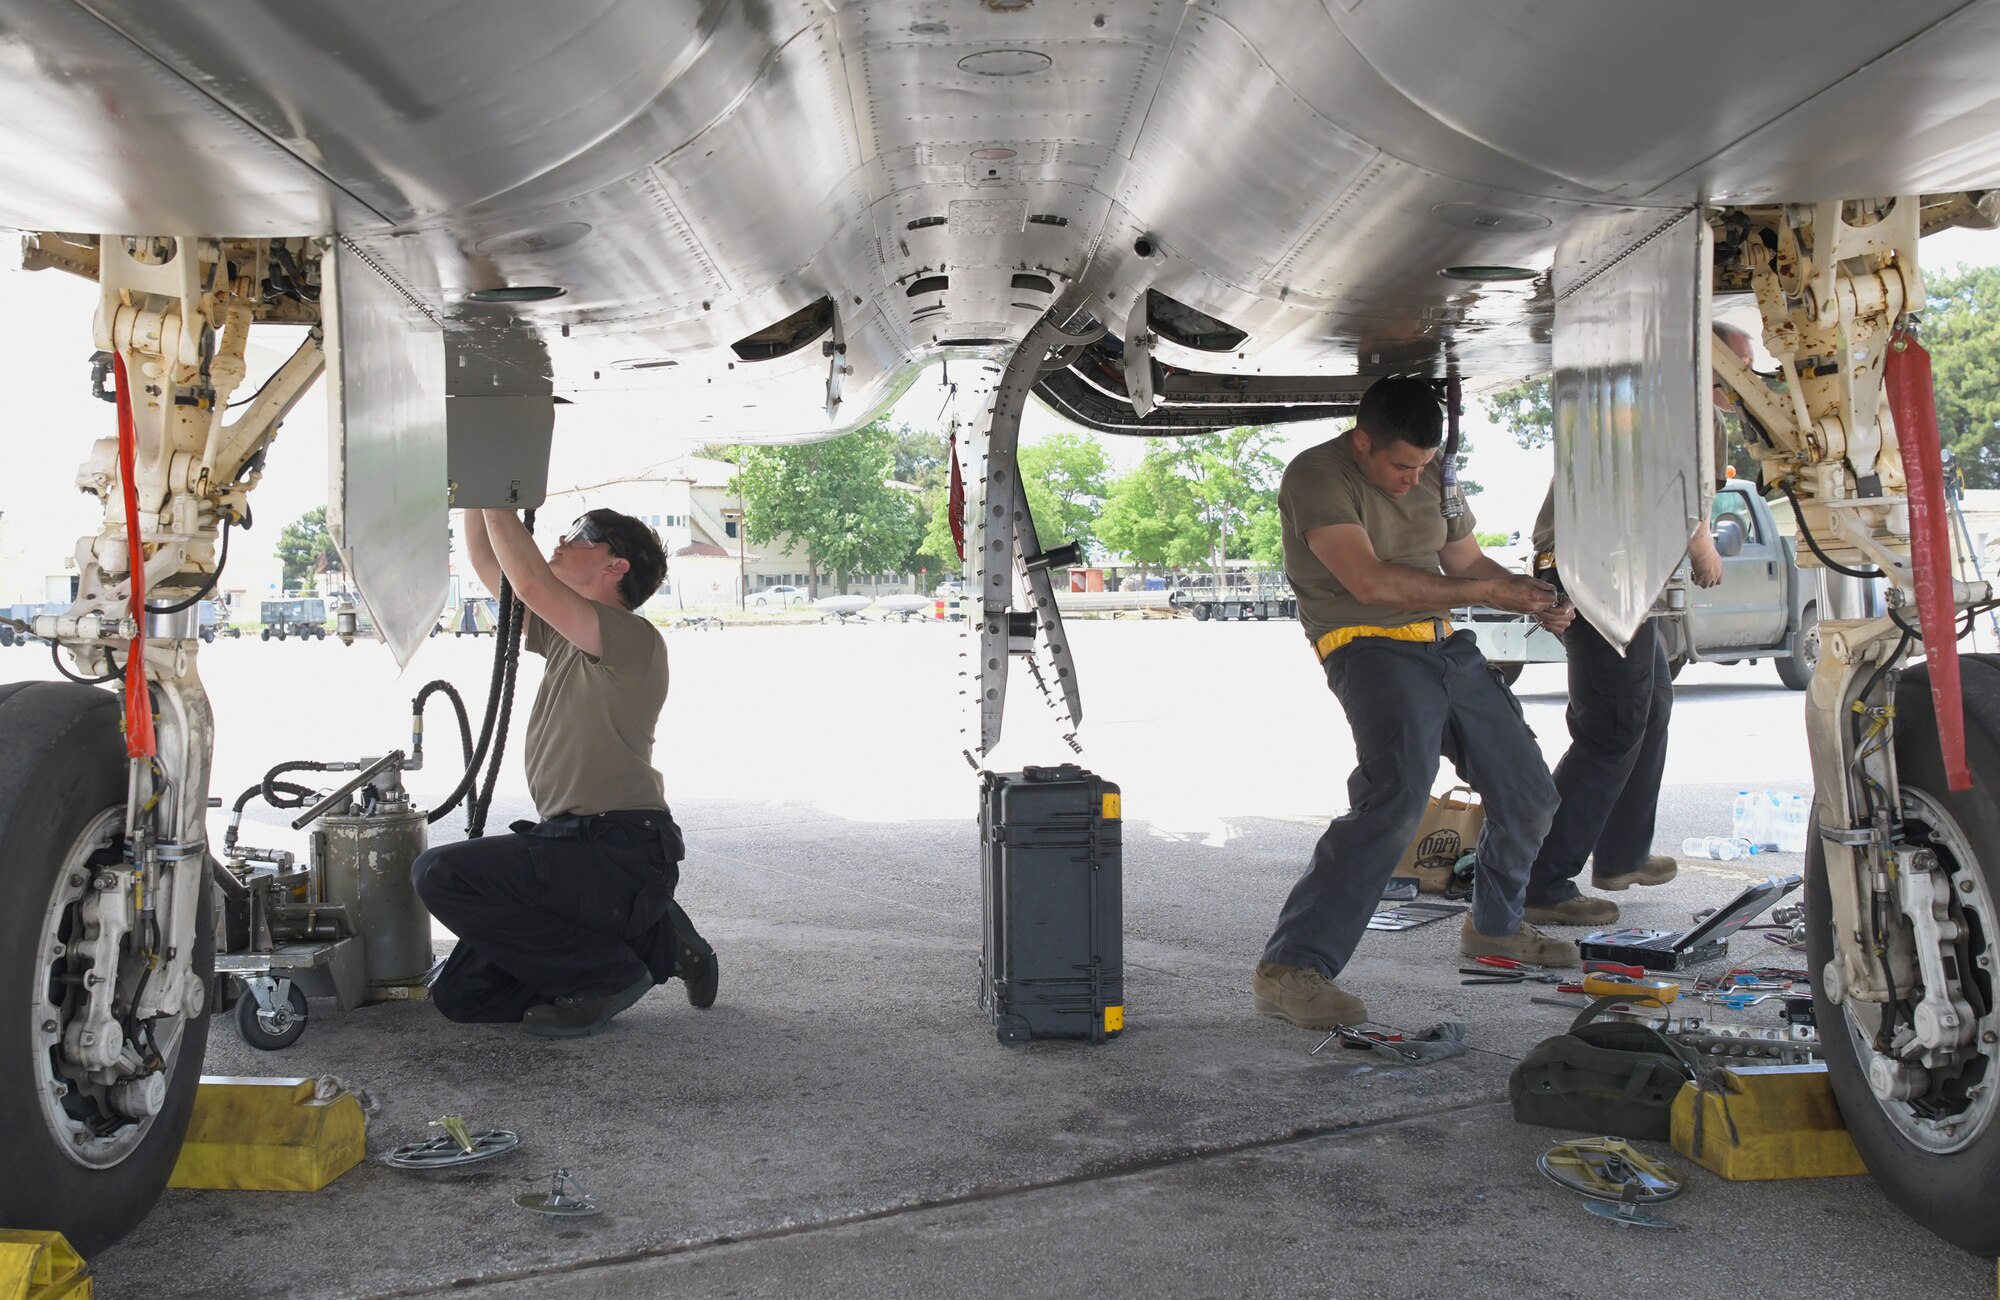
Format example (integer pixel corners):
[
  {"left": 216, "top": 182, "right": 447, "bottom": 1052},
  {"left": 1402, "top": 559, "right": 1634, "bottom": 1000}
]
[
  {"left": 1775, "top": 793, "right": 1810, "bottom": 853},
  {"left": 1682, "top": 836, "right": 1753, "bottom": 861},
  {"left": 1731, "top": 791, "right": 1781, "bottom": 852}
]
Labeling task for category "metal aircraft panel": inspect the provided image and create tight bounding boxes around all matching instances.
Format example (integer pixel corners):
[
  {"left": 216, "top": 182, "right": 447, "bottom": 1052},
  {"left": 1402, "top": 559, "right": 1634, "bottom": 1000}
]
[
  {"left": 324, "top": 242, "right": 449, "bottom": 666},
  {"left": 1549, "top": 209, "right": 1712, "bottom": 653}
]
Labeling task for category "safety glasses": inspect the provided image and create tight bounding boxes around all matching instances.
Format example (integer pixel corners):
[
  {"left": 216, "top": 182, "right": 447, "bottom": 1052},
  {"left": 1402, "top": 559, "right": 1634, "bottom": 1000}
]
[{"left": 563, "top": 515, "right": 608, "bottom": 548}]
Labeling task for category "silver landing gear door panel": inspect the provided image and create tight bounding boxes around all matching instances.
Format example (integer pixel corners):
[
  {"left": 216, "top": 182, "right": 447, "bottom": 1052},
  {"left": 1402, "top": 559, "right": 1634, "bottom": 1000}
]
[
  {"left": 1550, "top": 208, "right": 1712, "bottom": 653},
  {"left": 324, "top": 241, "right": 449, "bottom": 666}
]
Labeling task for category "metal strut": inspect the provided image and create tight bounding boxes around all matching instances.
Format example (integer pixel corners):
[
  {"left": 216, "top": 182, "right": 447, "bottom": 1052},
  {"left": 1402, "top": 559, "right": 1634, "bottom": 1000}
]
[{"left": 965, "top": 311, "right": 1104, "bottom": 755}]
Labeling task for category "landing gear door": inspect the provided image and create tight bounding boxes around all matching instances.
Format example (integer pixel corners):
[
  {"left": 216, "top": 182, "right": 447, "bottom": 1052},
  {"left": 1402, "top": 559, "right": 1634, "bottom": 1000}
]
[
  {"left": 324, "top": 241, "right": 450, "bottom": 666},
  {"left": 1550, "top": 207, "right": 1712, "bottom": 653}
]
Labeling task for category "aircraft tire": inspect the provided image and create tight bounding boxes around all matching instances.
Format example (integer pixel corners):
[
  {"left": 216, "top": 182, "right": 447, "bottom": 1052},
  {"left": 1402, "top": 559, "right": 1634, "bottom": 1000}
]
[
  {"left": 0, "top": 682, "right": 212, "bottom": 1254},
  {"left": 1807, "top": 654, "right": 2000, "bottom": 1257},
  {"left": 1776, "top": 602, "right": 1819, "bottom": 691},
  {"left": 1491, "top": 661, "right": 1524, "bottom": 688}
]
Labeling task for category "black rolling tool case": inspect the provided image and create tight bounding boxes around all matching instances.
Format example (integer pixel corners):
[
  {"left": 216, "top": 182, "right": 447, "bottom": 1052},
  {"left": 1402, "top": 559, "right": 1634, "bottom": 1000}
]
[{"left": 979, "top": 764, "right": 1124, "bottom": 1045}]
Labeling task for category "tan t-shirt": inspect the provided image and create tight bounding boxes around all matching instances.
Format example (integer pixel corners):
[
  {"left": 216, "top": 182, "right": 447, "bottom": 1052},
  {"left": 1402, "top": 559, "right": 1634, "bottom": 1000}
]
[
  {"left": 522, "top": 603, "right": 669, "bottom": 817},
  {"left": 1280, "top": 430, "right": 1475, "bottom": 647}
]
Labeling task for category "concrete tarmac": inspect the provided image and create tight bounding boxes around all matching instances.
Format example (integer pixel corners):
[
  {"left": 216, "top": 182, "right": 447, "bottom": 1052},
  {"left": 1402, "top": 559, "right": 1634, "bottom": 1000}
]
[{"left": 28, "top": 619, "right": 1987, "bottom": 1298}]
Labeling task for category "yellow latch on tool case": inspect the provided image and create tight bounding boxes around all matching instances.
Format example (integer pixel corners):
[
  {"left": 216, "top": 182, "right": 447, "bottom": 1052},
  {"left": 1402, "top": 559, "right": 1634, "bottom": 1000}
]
[
  {"left": 1104, "top": 1005, "right": 1125, "bottom": 1033},
  {"left": 1101, "top": 792, "right": 1120, "bottom": 820}
]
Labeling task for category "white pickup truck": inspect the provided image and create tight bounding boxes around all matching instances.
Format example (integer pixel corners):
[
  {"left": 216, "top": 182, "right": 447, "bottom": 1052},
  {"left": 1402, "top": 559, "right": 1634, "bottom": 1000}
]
[{"left": 1465, "top": 480, "right": 1820, "bottom": 690}]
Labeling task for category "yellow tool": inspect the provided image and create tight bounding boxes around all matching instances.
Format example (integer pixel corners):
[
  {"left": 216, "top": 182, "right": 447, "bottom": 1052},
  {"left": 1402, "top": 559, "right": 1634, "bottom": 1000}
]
[{"left": 1582, "top": 972, "right": 1680, "bottom": 1004}]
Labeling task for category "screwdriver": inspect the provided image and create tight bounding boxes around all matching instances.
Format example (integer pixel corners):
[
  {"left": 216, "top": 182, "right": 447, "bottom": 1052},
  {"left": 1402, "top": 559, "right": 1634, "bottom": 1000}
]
[{"left": 1582, "top": 961, "right": 1690, "bottom": 981}]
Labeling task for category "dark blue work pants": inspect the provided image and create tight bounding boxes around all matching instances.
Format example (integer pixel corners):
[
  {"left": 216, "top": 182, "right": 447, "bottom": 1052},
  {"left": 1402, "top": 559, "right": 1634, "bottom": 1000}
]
[
  {"left": 1527, "top": 617, "right": 1673, "bottom": 904},
  {"left": 1262, "top": 632, "right": 1558, "bottom": 980},
  {"left": 411, "top": 811, "right": 686, "bottom": 1023}
]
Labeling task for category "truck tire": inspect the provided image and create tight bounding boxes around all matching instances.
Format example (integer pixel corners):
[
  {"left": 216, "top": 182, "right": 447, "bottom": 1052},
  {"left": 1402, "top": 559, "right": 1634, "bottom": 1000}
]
[
  {"left": 1776, "top": 602, "right": 1819, "bottom": 691},
  {"left": 0, "top": 683, "right": 212, "bottom": 1254},
  {"left": 259, "top": 627, "right": 269, "bottom": 642},
  {"left": 1806, "top": 655, "right": 2000, "bottom": 1256},
  {"left": 1191, "top": 603, "right": 1211, "bottom": 622}
]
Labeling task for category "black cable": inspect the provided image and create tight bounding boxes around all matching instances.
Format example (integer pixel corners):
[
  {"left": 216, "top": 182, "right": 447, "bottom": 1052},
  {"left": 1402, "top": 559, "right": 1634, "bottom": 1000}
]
[
  {"left": 144, "top": 519, "right": 231, "bottom": 615},
  {"left": 1778, "top": 481, "right": 1885, "bottom": 580},
  {"left": 51, "top": 639, "right": 119, "bottom": 684}
]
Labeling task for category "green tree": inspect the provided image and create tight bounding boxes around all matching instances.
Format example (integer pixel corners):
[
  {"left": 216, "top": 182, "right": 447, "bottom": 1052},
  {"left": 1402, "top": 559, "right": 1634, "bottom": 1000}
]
[
  {"left": 1173, "top": 426, "right": 1286, "bottom": 574},
  {"left": 728, "top": 422, "right": 922, "bottom": 596},
  {"left": 1484, "top": 379, "right": 1554, "bottom": 450},
  {"left": 277, "top": 506, "right": 340, "bottom": 591},
  {"left": 889, "top": 425, "right": 949, "bottom": 491},
  {"left": 1097, "top": 447, "right": 1207, "bottom": 570},
  {"left": 1019, "top": 430, "right": 1110, "bottom": 554},
  {"left": 1927, "top": 265, "right": 2000, "bottom": 488},
  {"left": 914, "top": 485, "right": 961, "bottom": 585}
]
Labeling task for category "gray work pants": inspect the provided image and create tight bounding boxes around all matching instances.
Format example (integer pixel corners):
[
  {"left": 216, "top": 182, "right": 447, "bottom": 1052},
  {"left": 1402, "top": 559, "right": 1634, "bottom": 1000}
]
[{"left": 1262, "top": 631, "right": 1558, "bottom": 980}]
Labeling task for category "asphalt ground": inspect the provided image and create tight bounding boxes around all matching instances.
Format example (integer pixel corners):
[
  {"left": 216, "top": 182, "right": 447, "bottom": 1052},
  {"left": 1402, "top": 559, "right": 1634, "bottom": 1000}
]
[{"left": 7, "top": 617, "right": 1990, "bottom": 1298}]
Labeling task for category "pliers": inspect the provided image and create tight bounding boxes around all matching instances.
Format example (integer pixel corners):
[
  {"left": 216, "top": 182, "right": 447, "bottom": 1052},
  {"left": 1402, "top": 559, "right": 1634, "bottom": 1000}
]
[{"left": 1460, "top": 956, "right": 1570, "bottom": 985}]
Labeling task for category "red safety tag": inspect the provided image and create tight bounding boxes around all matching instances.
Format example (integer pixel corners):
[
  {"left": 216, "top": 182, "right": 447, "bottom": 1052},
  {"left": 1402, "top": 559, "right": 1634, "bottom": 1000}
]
[{"left": 113, "top": 353, "right": 156, "bottom": 759}]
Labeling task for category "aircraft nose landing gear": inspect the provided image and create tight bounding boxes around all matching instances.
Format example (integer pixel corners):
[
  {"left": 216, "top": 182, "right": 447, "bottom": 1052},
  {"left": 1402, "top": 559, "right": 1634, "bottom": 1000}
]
[{"left": 1, "top": 682, "right": 213, "bottom": 1256}]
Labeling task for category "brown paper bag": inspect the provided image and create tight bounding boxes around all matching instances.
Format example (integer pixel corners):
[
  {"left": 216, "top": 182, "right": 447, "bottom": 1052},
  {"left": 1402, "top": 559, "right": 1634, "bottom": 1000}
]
[{"left": 1393, "top": 786, "right": 1484, "bottom": 895}]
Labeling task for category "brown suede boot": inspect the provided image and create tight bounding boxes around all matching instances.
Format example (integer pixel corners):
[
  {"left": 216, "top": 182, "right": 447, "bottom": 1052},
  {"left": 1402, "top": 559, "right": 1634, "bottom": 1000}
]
[
  {"left": 1458, "top": 917, "right": 1579, "bottom": 967},
  {"left": 1252, "top": 961, "right": 1367, "bottom": 1029},
  {"left": 1593, "top": 855, "right": 1679, "bottom": 891},
  {"left": 1523, "top": 895, "right": 1620, "bottom": 926}
]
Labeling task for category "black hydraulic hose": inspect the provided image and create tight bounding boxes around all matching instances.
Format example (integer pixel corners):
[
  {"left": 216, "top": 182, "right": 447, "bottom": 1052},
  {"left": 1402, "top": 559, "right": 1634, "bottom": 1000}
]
[
  {"left": 425, "top": 594, "right": 512, "bottom": 829},
  {"left": 414, "top": 680, "right": 478, "bottom": 826},
  {"left": 468, "top": 597, "right": 524, "bottom": 839},
  {"left": 467, "top": 508, "right": 535, "bottom": 839},
  {"left": 262, "top": 759, "right": 333, "bottom": 808},
  {"left": 145, "top": 519, "right": 231, "bottom": 615},
  {"left": 221, "top": 762, "right": 324, "bottom": 850},
  {"left": 50, "top": 640, "right": 119, "bottom": 684},
  {"left": 1778, "top": 481, "right": 1885, "bottom": 580}
]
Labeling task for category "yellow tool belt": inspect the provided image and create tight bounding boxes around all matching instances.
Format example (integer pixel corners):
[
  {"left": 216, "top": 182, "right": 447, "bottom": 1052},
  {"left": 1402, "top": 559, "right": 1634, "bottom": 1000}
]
[{"left": 1315, "top": 618, "right": 1452, "bottom": 662}]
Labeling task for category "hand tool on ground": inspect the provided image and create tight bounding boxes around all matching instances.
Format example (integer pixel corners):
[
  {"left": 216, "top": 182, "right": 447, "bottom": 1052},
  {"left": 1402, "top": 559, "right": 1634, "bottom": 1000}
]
[
  {"left": 1583, "top": 961, "right": 1693, "bottom": 982},
  {"left": 1461, "top": 967, "right": 1571, "bottom": 985},
  {"left": 1309, "top": 1025, "right": 1425, "bottom": 1062},
  {"left": 1704, "top": 991, "right": 1783, "bottom": 1009}
]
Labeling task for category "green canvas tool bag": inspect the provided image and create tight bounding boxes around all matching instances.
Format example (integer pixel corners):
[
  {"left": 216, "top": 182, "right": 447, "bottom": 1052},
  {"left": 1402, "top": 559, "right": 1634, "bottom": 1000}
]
[{"left": 1508, "top": 998, "right": 1698, "bottom": 1141}]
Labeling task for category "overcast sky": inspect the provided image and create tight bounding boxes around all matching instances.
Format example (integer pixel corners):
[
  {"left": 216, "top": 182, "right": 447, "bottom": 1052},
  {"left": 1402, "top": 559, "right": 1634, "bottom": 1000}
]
[{"left": 1, "top": 223, "right": 1996, "bottom": 599}]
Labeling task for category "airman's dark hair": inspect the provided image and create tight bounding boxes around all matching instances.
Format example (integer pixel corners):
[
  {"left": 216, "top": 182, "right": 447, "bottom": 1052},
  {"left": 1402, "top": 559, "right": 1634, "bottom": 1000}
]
[{"left": 1356, "top": 376, "right": 1444, "bottom": 451}]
